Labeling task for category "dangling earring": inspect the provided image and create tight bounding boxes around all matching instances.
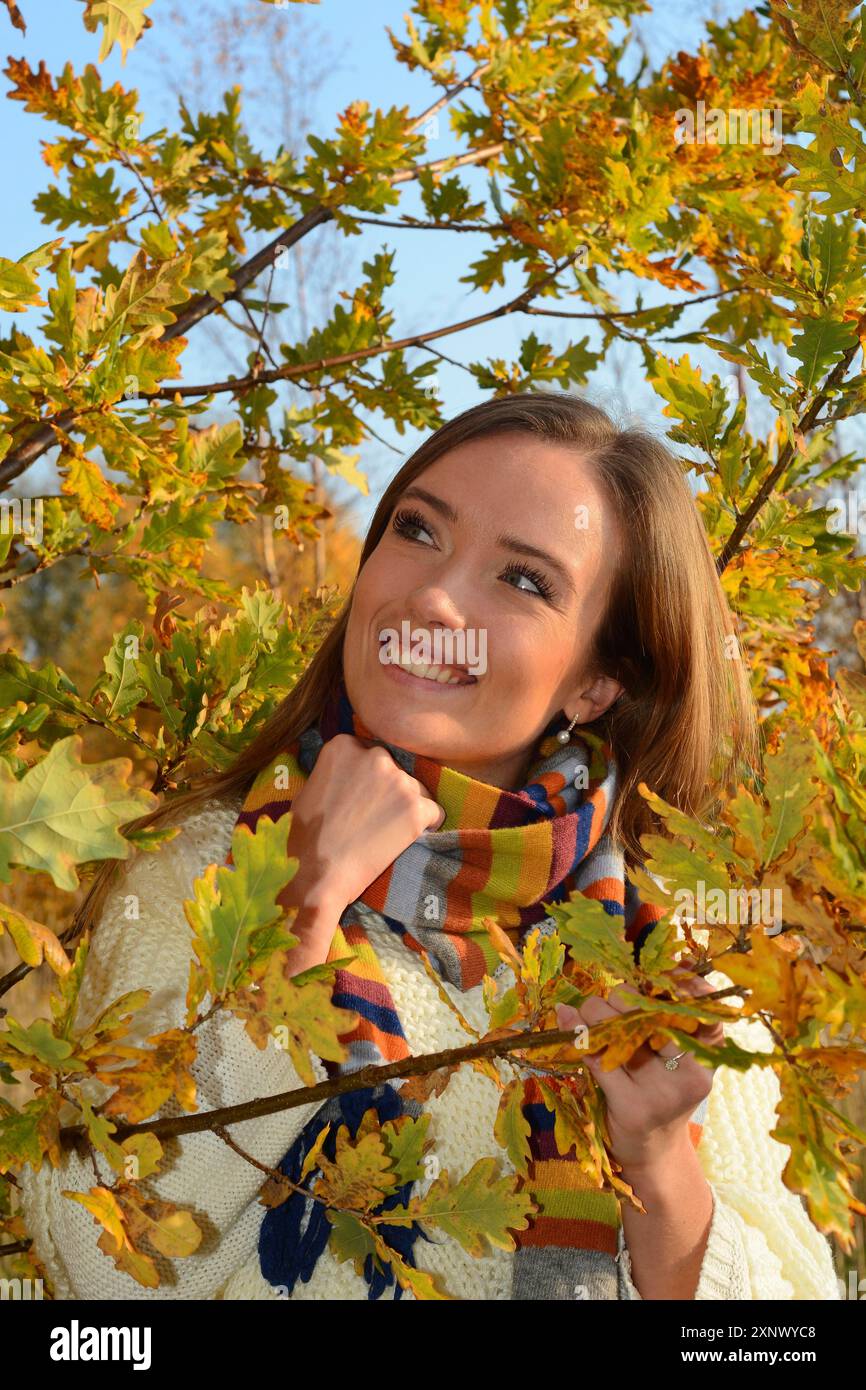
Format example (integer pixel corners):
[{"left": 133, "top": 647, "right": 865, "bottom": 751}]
[{"left": 556, "top": 709, "right": 580, "bottom": 744}]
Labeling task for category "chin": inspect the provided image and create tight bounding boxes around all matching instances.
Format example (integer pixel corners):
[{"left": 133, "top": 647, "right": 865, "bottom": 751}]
[{"left": 364, "top": 705, "right": 453, "bottom": 752}]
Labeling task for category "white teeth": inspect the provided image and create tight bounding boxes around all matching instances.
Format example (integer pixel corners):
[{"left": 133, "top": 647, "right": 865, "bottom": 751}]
[{"left": 393, "top": 655, "right": 470, "bottom": 685}]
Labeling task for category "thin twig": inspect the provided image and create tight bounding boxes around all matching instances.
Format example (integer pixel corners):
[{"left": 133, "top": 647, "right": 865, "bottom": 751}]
[
  {"left": 524, "top": 289, "right": 735, "bottom": 321},
  {"left": 716, "top": 342, "right": 860, "bottom": 572},
  {"left": 348, "top": 213, "right": 505, "bottom": 233},
  {"left": 404, "top": 60, "right": 495, "bottom": 137},
  {"left": 0, "top": 1239, "right": 32, "bottom": 1258}
]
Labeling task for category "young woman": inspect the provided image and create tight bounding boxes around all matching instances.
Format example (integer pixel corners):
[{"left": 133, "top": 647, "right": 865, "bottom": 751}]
[{"left": 19, "top": 393, "right": 841, "bottom": 1300}]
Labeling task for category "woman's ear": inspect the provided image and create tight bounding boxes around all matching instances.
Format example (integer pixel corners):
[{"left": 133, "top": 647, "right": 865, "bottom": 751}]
[{"left": 572, "top": 674, "right": 624, "bottom": 723}]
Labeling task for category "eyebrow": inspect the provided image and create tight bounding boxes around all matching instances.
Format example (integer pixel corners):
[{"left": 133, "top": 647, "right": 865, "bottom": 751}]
[{"left": 399, "top": 485, "right": 577, "bottom": 597}]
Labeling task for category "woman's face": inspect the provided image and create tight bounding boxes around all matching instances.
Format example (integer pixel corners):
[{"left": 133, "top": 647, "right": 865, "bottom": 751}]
[{"left": 342, "top": 431, "right": 625, "bottom": 787}]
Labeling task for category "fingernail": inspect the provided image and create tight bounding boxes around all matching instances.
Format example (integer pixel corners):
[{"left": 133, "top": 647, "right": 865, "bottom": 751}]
[{"left": 555, "top": 1003, "right": 581, "bottom": 1030}]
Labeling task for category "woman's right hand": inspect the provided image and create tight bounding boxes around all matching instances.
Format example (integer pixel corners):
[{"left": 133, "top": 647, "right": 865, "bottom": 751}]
[{"left": 281, "top": 733, "right": 446, "bottom": 919}]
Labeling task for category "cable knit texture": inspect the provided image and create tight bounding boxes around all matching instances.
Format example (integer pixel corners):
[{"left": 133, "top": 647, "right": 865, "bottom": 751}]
[{"left": 18, "top": 797, "right": 841, "bottom": 1301}]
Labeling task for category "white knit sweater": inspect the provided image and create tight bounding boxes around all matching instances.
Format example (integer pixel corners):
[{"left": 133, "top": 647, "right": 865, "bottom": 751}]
[{"left": 19, "top": 797, "right": 841, "bottom": 1301}]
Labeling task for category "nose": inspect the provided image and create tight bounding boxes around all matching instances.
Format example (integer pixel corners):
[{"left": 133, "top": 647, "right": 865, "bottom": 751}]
[{"left": 404, "top": 579, "right": 469, "bottom": 632}]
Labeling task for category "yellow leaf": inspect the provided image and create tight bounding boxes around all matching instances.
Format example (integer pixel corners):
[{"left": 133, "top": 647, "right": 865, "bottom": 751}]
[
  {"left": 719, "top": 931, "right": 824, "bottom": 1036},
  {"left": 299, "top": 1122, "right": 332, "bottom": 1182},
  {"left": 119, "top": 1187, "right": 203, "bottom": 1259},
  {"left": 370, "top": 1232, "right": 454, "bottom": 1300},
  {"left": 481, "top": 914, "right": 523, "bottom": 975},
  {"left": 98, "top": 1027, "right": 198, "bottom": 1123},
  {"left": 232, "top": 947, "right": 356, "bottom": 1086},
  {"left": 59, "top": 447, "right": 123, "bottom": 529},
  {"left": 314, "top": 1125, "right": 398, "bottom": 1212},
  {"left": 493, "top": 1079, "right": 532, "bottom": 1174},
  {"left": 82, "top": 0, "right": 155, "bottom": 66},
  {"left": 0, "top": 901, "right": 70, "bottom": 976},
  {"left": 773, "top": 1066, "right": 866, "bottom": 1247},
  {"left": 120, "top": 1131, "right": 164, "bottom": 1180}
]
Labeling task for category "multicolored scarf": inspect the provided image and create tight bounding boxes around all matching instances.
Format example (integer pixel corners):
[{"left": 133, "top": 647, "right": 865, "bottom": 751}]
[{"left": 228, "top": 674, "right": 706, "bottom": 1300}]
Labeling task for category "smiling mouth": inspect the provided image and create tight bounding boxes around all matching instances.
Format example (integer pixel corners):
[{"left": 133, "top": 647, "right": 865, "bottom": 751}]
[{"left": 381, "top": 653, "right": 478, "bottom": 686}]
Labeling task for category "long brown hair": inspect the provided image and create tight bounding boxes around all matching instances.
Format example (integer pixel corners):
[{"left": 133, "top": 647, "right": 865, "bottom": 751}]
[{"left": 70, "top": 390, "right": 758, "bottom": 941}]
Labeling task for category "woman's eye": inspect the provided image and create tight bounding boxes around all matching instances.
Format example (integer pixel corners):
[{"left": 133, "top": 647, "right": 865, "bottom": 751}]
[
  {"left": 506, "top": 570, "right": 539, "bottom": 595},
  {"left": 503, "top": 563, "right": 556, "bottom": 602},
  {"left": 392, "top": 508, "right": 435, "bottom": 544}
]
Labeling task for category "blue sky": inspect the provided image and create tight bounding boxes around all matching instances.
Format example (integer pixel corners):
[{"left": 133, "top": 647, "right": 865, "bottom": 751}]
[{"left": 1, "top": 0, "right": 834, "bottom": 536}]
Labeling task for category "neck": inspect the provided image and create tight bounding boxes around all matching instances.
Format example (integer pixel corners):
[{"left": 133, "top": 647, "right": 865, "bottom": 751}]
[{"left": 437, "top": 745, "right": 538, "bottom": 790}]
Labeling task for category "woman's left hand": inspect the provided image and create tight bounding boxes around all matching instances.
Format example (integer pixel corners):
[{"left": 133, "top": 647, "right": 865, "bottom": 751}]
[{"left": 554, "top": 964, "right": 726, "bottom": 1172}]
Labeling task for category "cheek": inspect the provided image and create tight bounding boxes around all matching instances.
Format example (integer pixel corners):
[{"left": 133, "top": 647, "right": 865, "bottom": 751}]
[
  {"left": 350, "top": 553, "right": 392, "bottom": 621},
  {"left": 510, "top": 624, "right": 581, "bottom": 705},
  {"left": 360, "top": 541, "right": 410, "bottom": 598},
  {"left": 503, "top": 613, "right": 567, "bottom": 662}
]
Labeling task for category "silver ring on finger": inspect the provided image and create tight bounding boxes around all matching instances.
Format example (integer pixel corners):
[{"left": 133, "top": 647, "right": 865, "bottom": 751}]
[{"left": 661, "top": 1050, "right": 688, "bottom": 1071}]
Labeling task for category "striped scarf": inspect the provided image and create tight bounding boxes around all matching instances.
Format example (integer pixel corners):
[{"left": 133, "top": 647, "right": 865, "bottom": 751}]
[{"left": 229, "top": 675, "right": 706, "bottom": 1300}]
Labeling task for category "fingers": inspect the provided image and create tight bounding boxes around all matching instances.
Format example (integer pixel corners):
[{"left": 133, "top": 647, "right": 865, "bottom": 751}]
[
  {"left": 554, "top": 998, "right": 638, "bottom": 1108},
  {"left": 418, "top": 789, "right": 446, "bottom": 831},
  {"left": 575, "top": 994, "right": 661, "bottom": 1079},
  {"left": 554, "top": 972, "right": 721, "bottom": 1139},
  {"left": 554, "top": 968, "right": 726, "bottom": 1079},
  {"left": 668, "top": 965, "right": 727, "bottom": 1047},
  {"left": 555, "top": 1003, "right": 581, "bottom": 1031}
]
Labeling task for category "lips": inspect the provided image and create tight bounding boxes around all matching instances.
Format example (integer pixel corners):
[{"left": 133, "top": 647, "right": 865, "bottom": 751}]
[
  {"left": 377, "top": 630, "right": 479, "bottom": 681},
  {"left": 377, "top": 639, "right": 479, "bottom": 690}
]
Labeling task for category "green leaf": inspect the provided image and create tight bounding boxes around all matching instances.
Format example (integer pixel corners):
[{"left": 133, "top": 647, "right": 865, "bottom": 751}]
[
  {"left": 73, "top": 1093, "right": 128, "bottom": 1173},
  {"left": 0, "top": 1092, "right": 64, "bottom": 1173},
  {"left": 327, "top": 1209, "right": 383, "bottom": 1275},
  {"left": 0, "top": 1017, "right": 76, "bottom": 1069},
  {"left": 92, "top": 621, "right": 148, "bottom": 719},
  {"left": 761, "top": 732, "right": 822, "bottom": 865},
  {"left": 545, "top": 893, "right": 638, "bottom": 980},
  {"left": 183, "top": 812, "right": 301, "bottom": 1001},
  {"left": 790, "top": 317, "right": 858, "bottom": 392},
  {"left": 49, "top": 940, "right": 90, "bottom": 1037},
  {"left": 135, "top": 648, "right": 184, "bottom": 735},
  {"left": 102, "top": 248, "right": 192, "bottom": 342},
  {"left": 648, "top": 352, "right": 731, "bottom": 457},
  {"left": 804, "top": 211, "right": 856, "bottom": 298},
  {"left": 494, "top": 1080, "right": 533, "bottom": 1175},
  {"left": 82, "top": 0, "right": 155, "bottom": 65},
  {"left": 0, "top": 735, "right": 158, "bottom": 890},
  {"left": 702, "top": 338, "right": 793, "bottom": 413},
  {"left": 380, "top": 1111, "right": 431, "bottom": 1187},
  {"left": 405, "top": 1157, "right": 535, "bottom": 1255},
  {"left": 0, "top": 240, "right": 59, "bottom": 312}
]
